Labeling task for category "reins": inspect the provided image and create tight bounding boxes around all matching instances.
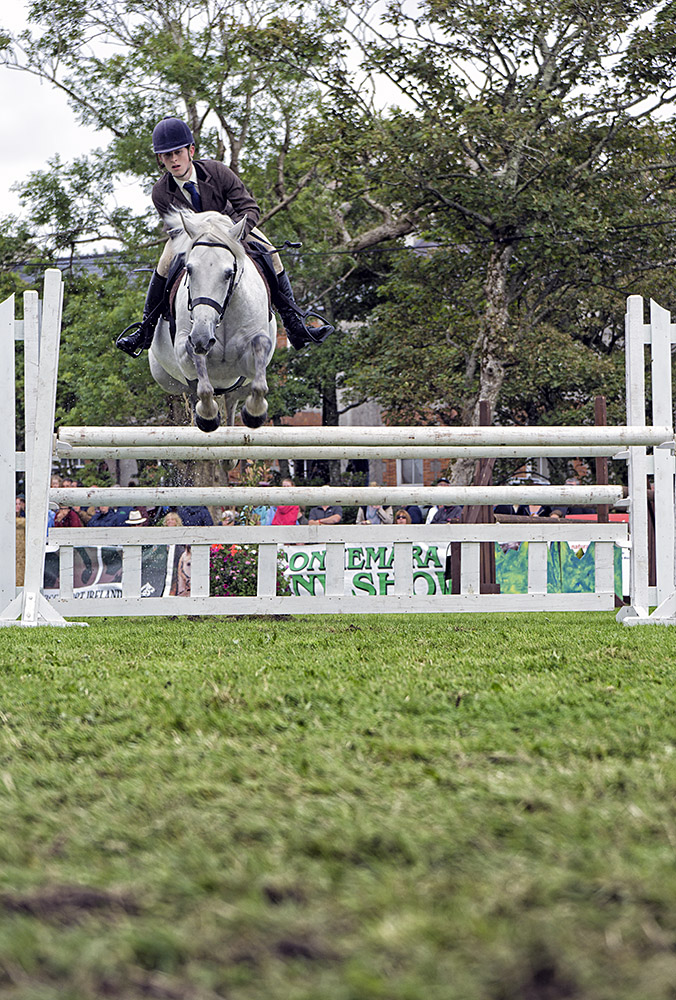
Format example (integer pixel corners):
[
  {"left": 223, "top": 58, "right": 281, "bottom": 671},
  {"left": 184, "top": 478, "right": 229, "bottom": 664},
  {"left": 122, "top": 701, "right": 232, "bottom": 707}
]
[{"left": 185, "top": 239, "right": 242, "bottom": 322}]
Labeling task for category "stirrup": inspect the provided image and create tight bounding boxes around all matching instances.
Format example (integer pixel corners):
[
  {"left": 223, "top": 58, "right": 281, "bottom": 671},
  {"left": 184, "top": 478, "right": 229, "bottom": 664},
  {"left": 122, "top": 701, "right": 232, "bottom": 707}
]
[
  {"left": 304, "top": 315, "right": 333, "bottom": 344},
  {"left": 115, "top": 321, "right": 146, "bottom": 358}
]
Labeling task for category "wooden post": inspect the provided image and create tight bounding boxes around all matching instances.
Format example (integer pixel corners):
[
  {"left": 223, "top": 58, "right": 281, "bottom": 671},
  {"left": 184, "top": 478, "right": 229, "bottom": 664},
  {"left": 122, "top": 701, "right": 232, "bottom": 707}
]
[{"left": 462, "top": 402, "right": 500, "bottom": 594}]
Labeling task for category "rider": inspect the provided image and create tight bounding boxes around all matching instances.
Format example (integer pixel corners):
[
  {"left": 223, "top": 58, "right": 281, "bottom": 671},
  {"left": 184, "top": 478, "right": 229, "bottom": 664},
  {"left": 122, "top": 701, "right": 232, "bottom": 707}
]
[{"left": 116, "top": 116, "right": 333, "bottom": 358}]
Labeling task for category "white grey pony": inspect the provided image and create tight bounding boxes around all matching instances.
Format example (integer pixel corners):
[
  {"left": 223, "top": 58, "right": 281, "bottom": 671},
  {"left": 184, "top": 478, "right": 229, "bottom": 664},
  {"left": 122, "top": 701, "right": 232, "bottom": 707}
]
[{"left": 149, "top": 209, "right": 276, "bottom": 432}]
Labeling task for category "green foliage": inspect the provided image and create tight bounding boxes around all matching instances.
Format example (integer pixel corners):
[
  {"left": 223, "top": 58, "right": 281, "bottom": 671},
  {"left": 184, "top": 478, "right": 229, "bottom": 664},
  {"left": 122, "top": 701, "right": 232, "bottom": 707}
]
[
  {"left": 6, "top": 0, "right": 676, "bottom": 442},
  {"left": 55, "top": 266, "right": 171, "bottom": 428},
  {"left": 301, "top": 0, "right": 676, "bottom": 429},
  {"left": 72, "top": 461, "right": 113, "bottom": 487},
  {"left": 209, "top": 543, "right": 290, "bottom": 596}
]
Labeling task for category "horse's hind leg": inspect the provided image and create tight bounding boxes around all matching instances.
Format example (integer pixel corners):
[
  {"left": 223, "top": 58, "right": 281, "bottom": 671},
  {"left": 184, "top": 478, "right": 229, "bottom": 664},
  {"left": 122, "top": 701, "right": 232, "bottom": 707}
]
[{"left": 241, "top": 334, "right": 271, "bottom": 429}]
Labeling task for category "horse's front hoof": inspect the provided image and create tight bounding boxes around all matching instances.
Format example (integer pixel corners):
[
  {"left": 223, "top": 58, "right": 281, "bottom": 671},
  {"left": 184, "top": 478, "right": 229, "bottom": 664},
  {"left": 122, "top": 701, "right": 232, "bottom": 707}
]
[
  {"left": 241, "top": 406, "right": 267, "bottom": 429},
  {"left": 195, "top": 412, "right": 221, "bottom": 433}
]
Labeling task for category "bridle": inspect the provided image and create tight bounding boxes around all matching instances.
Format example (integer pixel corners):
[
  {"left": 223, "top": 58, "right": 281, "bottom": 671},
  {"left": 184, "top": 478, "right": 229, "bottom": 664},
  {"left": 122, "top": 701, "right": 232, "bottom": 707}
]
[{"left": 185, "top": 240, "right": 242, "bottom": 323}]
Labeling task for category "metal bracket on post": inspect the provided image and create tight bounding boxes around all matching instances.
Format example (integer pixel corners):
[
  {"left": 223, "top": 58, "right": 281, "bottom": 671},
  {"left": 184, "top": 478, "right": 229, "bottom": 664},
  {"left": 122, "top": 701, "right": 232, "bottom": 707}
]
[{"left": 0, "top": 589, "right": 83, "bottom": 628}]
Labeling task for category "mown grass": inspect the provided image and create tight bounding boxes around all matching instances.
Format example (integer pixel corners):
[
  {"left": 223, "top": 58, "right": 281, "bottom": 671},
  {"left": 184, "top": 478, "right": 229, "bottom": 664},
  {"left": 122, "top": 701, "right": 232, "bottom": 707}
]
[{"left": 1, "top": 612, "right": 676, "bottom": 999}]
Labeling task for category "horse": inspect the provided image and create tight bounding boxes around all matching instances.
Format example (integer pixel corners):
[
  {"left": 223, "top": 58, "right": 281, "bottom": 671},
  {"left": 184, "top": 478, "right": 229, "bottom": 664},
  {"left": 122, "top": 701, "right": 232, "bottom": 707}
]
[{"left": 148, "top": 209, "right": 276, "bottom": 433}]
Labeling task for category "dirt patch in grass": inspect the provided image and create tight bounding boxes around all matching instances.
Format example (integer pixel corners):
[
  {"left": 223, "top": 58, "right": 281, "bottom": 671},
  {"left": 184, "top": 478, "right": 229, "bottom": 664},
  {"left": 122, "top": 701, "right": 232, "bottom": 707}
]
[{"left": 0, "top": 885, "right": 140, "bottom": 924}]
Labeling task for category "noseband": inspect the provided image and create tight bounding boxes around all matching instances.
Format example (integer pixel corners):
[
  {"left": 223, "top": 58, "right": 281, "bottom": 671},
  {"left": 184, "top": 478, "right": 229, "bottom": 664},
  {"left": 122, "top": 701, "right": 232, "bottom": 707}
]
[{"left": 185, "top": 240, "right": 241, "bottom": 322}]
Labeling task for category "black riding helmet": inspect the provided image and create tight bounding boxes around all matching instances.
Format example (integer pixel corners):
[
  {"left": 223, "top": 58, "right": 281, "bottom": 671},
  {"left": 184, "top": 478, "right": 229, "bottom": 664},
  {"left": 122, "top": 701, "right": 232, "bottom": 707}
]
[{"left": 152, "top": 116, "right": 195, "bottom": 154}]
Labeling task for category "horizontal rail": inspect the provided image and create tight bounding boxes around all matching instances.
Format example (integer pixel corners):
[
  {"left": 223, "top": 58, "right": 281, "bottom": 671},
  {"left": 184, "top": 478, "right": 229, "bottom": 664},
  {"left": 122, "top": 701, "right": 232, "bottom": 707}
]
[
  {"left": 57, "top": 424, "right": 674, "bottom": 449},
  {"left": 50, "top": 522, "right": 628, "bottom": 546},
  {"left": 51, "top": 484, "right": 626, "bottom": 508},
  {"left": 58, "top": 444, "right": 643, "bottom": 460},
  {"left": 46, "top": 593, "right": 618, "bottom": 616}
]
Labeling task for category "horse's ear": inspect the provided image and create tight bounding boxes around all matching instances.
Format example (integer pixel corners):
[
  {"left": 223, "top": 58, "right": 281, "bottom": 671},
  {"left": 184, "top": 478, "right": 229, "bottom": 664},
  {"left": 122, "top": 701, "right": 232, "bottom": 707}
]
[
  {"left": 163, "top": 208, "right": 187, "bottom": 234},
  {"left": 228, "top": 218, "right": 248, "bottom": 243},
  {"left": 182, "top": 212, "right": 203, "bottom": 240}
]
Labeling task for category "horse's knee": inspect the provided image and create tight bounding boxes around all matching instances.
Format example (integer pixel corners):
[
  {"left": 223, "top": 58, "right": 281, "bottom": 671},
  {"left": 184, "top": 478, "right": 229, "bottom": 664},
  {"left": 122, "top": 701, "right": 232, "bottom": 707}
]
[{"left": 252, "top": 375, "right": 268, "bottom": 397}]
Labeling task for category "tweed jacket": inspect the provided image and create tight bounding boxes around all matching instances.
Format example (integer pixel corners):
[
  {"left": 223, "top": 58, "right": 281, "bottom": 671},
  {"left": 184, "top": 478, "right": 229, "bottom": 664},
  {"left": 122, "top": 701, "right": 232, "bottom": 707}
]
[{"left": 152, "top": 159, "right": 260, "bottom": 236}]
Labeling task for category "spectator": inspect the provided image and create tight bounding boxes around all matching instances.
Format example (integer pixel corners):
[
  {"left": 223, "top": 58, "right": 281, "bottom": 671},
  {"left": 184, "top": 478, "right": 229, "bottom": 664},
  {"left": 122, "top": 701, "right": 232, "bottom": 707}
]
[
  {"left": 52, "top": 477, "right": 87, "bottom": 528},
  {"left": 395, "top": 508, "right": 412, "bottom": 525},
  {"left": 53, "top": 504, "right": 85, "bottom": 528},
  {"left": 87, "top": 503, "right": 128, "bottom": 527},
  {"left": 562, "top": 476, "right": 592, "bottom": 515},
  {"left": 425, "top": 477, "right": 451, "bottom": 523},
  {"left": 356, "top": 482, "right": 393, "bottom": 525},
  {"left": 163, "top": 511, "right": 184, "bottom": 527},
  {"left": 125, "top": 510, "right": 148, "bottom": 527},
  {"left": 16, "top": 495, "right": 26, "bottom": 586},
  {"left": 251, "top": 482, "right": 275, "bottom": 526},
  {"left": 516, "top": 502, "right": 565, "bottom": 518},
  {"left": 308, "top": 497, "right": 342, "bottom": 525},
  {"left": 271, "top": 477, "right": 300, "bottom": 526},
  {"left": 405, "top": 504, "right": 424, "bottom": 524},
  {"left": 161, "top": 512, "right": 185, "bottom": 594},
  {"left": 177, "top": 505, "right": 214, "bottom": 526},
  {"left": 122, "top": 483, "right": 150, "bottom": 524},
  {"left": 432, "top": 504, "right": 463, "bottom": 524},
  {"left": 494, "top": 504, "right": 516, "bottom": 515}
]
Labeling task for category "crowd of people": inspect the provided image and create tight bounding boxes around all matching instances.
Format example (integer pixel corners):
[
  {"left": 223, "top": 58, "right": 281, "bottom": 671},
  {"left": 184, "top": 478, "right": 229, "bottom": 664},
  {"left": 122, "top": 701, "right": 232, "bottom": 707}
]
[
  {"left": 15, "top": 472, "right": 595, "bottom": 598},
  {"left": 17, "top": 471, "right": 589, "bottom": 539}
]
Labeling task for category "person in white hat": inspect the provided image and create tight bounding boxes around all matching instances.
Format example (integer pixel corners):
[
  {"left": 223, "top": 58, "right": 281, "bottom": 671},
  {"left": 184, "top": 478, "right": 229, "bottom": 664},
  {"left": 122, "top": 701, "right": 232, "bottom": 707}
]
[{"left": 125, "top": 510, "right": 148, "bottom": 526}]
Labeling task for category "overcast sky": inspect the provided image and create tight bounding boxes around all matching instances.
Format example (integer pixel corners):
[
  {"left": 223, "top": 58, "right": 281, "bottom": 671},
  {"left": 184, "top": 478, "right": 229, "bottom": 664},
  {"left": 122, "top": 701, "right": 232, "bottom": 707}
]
[
  {"left": 0, "top": 3, "right": 147, "bottom": 225},
  {"left": 0, "top": 1, "right": 408, "bottom": 231}
]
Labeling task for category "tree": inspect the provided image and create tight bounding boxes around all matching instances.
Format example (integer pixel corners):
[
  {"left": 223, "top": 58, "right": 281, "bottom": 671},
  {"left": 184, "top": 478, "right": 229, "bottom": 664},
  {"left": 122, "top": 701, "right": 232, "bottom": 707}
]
[
  {"left": 6, "top": 0, "right": 676, "bottom": 467},
  {"left": 1, "top": 0, "right": 362, "bottom": 433},
  {"left": 1, "top": 0, "right": 331, "bottom": 247},
  {"left": 290, "top": 0, "right": 676, "bottom": 465}
]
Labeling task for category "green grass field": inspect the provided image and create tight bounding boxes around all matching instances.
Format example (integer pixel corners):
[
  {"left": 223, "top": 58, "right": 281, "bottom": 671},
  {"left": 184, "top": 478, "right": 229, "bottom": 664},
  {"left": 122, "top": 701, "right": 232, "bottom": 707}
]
[{"left": 1, "top": 612, "right": 676, "bottom": 1000}]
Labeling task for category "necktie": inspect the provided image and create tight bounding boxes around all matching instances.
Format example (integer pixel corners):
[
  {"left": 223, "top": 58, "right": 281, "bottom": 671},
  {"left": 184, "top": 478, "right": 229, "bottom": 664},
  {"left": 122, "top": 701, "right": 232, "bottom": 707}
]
[{"left": 183, "top": 180, "right": 202, "bottom": 212}]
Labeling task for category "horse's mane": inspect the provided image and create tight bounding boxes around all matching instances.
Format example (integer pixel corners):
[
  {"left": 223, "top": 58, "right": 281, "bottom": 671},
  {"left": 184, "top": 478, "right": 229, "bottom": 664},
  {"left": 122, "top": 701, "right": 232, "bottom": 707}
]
[{"left": 164, "top": 208, "right": 247, "bottom": 265}]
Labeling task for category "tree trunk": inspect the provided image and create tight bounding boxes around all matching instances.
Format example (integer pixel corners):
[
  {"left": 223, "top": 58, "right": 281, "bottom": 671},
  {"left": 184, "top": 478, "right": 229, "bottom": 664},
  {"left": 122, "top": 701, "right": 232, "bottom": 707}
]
[
  {"left": 322, "top": 376, "right": 342, "bottom": 486},
  {"left": 450, "top": 243, "right": 513, "bottom": 486},
  {"left": 474, "top": 242, "right": 512, "bottom": 421}
]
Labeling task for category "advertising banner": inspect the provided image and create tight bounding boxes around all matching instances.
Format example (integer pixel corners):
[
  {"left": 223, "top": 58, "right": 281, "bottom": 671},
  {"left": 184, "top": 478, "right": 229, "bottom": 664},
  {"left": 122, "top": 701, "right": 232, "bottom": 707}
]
[
  {"left": 44, "top": 540, "right": 623, "bottom": 600},
  {"left": 282, "top": 541, "right": 623, "bottom": 598}
]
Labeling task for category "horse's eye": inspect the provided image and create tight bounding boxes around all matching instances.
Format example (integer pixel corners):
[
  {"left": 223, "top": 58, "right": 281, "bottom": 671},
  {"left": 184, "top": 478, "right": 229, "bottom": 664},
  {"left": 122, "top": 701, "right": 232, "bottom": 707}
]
[{"left": 186, "top": 263, "right": 193, "bottom": 276}]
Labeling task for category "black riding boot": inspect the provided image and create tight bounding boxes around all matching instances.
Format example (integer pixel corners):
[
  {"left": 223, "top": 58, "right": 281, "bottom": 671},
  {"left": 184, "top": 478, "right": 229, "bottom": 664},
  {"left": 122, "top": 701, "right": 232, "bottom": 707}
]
[
  {"left": 115, "top": 271, "right": 167, "bottom": 358},
  {"left": 273, "top": 270, "right": 333, "bottom": 350}
]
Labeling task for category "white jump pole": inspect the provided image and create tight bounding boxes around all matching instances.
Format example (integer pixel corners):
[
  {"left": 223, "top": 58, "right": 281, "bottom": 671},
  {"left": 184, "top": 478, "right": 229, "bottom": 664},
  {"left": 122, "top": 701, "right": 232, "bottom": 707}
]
[
  {"left": 58, "top": 424, "right": 673, "bottom": 449},
  {"left": 51, "top": 484, "right": 625, "bottom": 509},
  {"left": 55, "top": 443, "right": 666, "bottom": 461}
]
